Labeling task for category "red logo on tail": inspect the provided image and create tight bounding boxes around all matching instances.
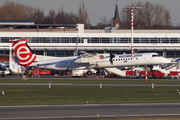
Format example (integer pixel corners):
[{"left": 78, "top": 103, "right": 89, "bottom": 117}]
[{"left": 10, "top": 39, "right": 36, "bottom": 66}]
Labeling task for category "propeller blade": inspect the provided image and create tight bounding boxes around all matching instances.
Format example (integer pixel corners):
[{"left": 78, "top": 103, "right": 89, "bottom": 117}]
[{"left": 109, "top": 53, "right": 115, "bottom": 64}]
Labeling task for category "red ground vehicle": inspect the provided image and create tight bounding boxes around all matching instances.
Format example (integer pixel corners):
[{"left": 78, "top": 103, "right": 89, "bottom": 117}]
[
  {"left": 108, "top": 73, "right": 121, "bottom": 78},
  {"left": 139, "top": 71, "right": 152, "bottom": 79},
  {"left": 126, "top": 71, "right": 135, "bottom": 78},
  {"left": 168, "top": 71, "right": 179, "bottom": 79},
  {"left": 152, "top": 71, "right": 164, "bottom": 79},
  {"left": 33, "top": 68, "right": 51, "bottom": 76}
]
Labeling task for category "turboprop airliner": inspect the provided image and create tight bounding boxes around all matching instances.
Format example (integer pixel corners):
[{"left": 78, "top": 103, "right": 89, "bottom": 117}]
[{"left": 9, "top": 39, "right": 170, "bottom": 71}]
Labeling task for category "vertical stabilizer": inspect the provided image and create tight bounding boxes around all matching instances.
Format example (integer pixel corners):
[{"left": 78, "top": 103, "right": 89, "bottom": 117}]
[
  {"left": 75, "top": 35, "right": 78, "bottom": 56},
  {"left": 9, "top": 39, "right": 37, "bottom": 66}
]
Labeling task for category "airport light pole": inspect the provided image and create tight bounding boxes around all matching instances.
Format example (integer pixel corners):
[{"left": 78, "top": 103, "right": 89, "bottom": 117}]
[{"left": 123, "top": 6, "right": 142, "bottom": 54}]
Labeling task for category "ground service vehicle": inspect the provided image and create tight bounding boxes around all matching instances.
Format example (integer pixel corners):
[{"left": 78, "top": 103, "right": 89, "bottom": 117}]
[
  {"left": 33, "top": 68, "right": 51, "bottom": 76},
  {"left": 168, "top": 71, "right": 179, "bottom": 79},
  {"left": 126, "top": 71, "right": 135, "bottom": 78},
  {"left": 139, "top": 71, "right": 152, "bottom": 79},
  {"left": 71, "top": 70, "right": 87, "bottom": 77},
  {"left": 152, "top": 71, "right": 164, "bottom": 79}
]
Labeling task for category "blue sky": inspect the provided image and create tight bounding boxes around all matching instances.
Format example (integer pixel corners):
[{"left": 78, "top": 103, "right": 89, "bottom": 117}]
[{"left": 0, "top": 0, "right": 179, "bottom": 26}]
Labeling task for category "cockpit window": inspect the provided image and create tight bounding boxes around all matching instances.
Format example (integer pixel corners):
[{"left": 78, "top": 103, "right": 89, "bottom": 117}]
[{"left": 152, "top": 54, "right": 161, "bottom": 57}]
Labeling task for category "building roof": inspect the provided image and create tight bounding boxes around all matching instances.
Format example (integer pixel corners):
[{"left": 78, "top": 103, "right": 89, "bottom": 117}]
[
  {"left": 0, "top": 20, "right": 34, "bottom": 23},
  {"left": 0, "top": 20, "right": 34, "bottom": 25}
]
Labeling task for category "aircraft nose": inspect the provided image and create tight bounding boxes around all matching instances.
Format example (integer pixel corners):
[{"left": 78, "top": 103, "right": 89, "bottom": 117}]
[{"left": 162, "top": 58, "right": 171, "bottom": 64}]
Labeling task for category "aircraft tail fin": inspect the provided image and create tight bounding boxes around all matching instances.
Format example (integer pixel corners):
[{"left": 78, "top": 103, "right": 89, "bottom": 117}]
[
  {"left": 75, "top": 35, "right": 78, "bottom": 56},
  {"left": 9, "top": 39, "right": 37, "bottom": 66}
]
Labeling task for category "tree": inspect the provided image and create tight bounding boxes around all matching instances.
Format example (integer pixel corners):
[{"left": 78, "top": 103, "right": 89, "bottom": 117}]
[
  {"left": 32, "top": 7, "right": 45, "bottom": 24},
  {"left": 45, "top": 9, "right": 56, "bottom": 24},
  {"left": 77, "top": 1, "right": 90, "bottom": 29},
  {"left": 0, "top": 0, "right": 28, "bottom": 20},
  {"left": 121, "top": 2, "right": 172, "bottom": 29}
]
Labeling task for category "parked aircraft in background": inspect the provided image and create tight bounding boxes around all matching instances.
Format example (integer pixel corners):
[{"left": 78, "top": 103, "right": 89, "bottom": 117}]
[
  {"left": 10, "top": 39, "right": 171, "bottom": 73},
  {"left": 153, "top": 58, "right": 180, "bottom": 75},
  {"left": 0, "top": 45, "right": 25, "bottom": 77},
  {"left": 9, "top": 44, "right": 25, "bottom": 75}
]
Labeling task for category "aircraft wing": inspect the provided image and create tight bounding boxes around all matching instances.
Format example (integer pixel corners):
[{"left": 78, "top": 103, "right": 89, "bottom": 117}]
[
  {"left": 74, "top": 51, "right": 98, "bottom": 64},
  {"left": 80, "top": 51, "right": 96, "bottom": 58}
]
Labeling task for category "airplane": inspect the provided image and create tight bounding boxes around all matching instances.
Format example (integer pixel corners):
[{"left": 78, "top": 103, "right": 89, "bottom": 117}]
[
  {"left": 9, "top": 39, "right": 171, "bottom": 72},
  {"left": 0, "top": 44, "right": 25, "bottom": 77},
  {"left": 152, "top": 58, "right": 180, "bottom": 75},
  {"left": 9, "top": 43, "right": 25, "bottom": 74}
]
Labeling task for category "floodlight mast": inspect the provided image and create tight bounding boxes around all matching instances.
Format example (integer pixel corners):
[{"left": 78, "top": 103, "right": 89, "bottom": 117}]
[{"left": 123, "top": 7, "right": 142, "bottom": 54}]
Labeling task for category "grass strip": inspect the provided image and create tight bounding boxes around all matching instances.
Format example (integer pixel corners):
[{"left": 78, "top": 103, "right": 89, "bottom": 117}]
[
  {"left": 1, "top": 85, "right": 180, "bottom": 106},
  {"left": 0, "top": 78, "right": 180, "bottom": 84}
]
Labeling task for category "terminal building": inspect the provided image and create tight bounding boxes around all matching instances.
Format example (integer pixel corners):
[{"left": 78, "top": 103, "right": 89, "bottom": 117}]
[{"left": 0, "top": 21, "right": 180, "bottom": 59}]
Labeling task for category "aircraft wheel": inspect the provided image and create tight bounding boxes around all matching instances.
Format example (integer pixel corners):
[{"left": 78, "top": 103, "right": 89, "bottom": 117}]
[{"left": 87, "top": 71, "right": 92, "bottom": 75}]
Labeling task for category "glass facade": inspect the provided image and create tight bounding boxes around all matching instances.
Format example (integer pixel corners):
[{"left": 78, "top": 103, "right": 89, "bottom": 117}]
[
  {"left": 161, "top": 38, "right": 169, "bottom": 43},
  {"left": 61, "top": 37, "right": 69, "bottom": 43},
  {"left": 111, "top": 38, "right": 119, "bottom": 43},
  {"left": 1, "top": 36, "right": 180, "bottom": 58},
  {"left": 141, "top": 38, "right": 149, "bottom": 43},
  {"left": 102, "top": 37, "right": 110, "bottom": 43},
  {"left": 43, "top": 37, "right": 51, "bottom": 43},
  {"left": 52, "top": 37, "right": 60, "bottom": 43},
  {"left": 120, "top": 38, "right": 129, "bottom": 43},
  {"left": 150, "top": 38, "right": 159, "bottom": 43},
  {"left": 47, "top": 50, "right": 55, "bottom": 56},
  {"left": 1, "top": 37, "right": 9, "bottom": 43},
  {"left": 91, "top": 37, "right": 100, "bottom": 43},
  {"left": 1, "top": 37, "right": 180, "bottom": 44},
  {"left": 134, "top": 38, "right": 140, "bottom": 43},
  {"left": 31, "top": 37, "right": 39, "bottom": 43}
]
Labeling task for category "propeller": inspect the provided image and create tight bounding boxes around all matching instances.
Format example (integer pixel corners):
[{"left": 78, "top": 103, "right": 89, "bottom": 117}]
[{"left": 109, "top": 53, "right": 115, "bottom": 64}]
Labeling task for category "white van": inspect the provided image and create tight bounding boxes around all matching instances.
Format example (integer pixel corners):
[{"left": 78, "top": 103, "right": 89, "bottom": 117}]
[
  {"left": 71, "top": 69, "right": 87, "bottom": 77},
  {"left": 72, "top": 69, "right": 97, "bottom": 77}
]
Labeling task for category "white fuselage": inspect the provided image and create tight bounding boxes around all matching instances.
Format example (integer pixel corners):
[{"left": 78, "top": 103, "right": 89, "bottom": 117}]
[
  {"left": 96, "top": 53, "right": 169, "bottom": 68},
  {"left": 27, "top": 53, "right": 170, "bottom": 71}
]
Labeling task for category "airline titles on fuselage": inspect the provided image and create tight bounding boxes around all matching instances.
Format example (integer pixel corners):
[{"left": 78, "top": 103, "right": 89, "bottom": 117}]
[{"left": 118, "top": 54, "right": 142, "bottom": 58}]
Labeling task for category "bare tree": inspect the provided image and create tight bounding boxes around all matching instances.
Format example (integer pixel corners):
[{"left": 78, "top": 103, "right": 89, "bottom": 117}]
[
  {"left": 33, "top": 7, "right": 45, "bottom": 24},
  {"left": 45, "top": 9, "right": 56, "bottom": 24},
  {"left": 121, "top": 2, "right": 172, "bottom": 29},
  {"left": 55, "top": 6, "right": 78, "bottom": 24},
  {"left": 0, "top": 0, "right": 92, "bottom": 27},
  {"left": 77, "top": 1, "right": 90, "bottom": 28},
  {"left": 0, "top": 0, "right": 28, "bottom": 20}
]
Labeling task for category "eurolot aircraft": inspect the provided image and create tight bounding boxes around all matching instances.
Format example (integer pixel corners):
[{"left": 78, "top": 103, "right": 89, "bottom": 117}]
[{"left": 10, "top": 39, "right": 170, "bottom": 71}]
